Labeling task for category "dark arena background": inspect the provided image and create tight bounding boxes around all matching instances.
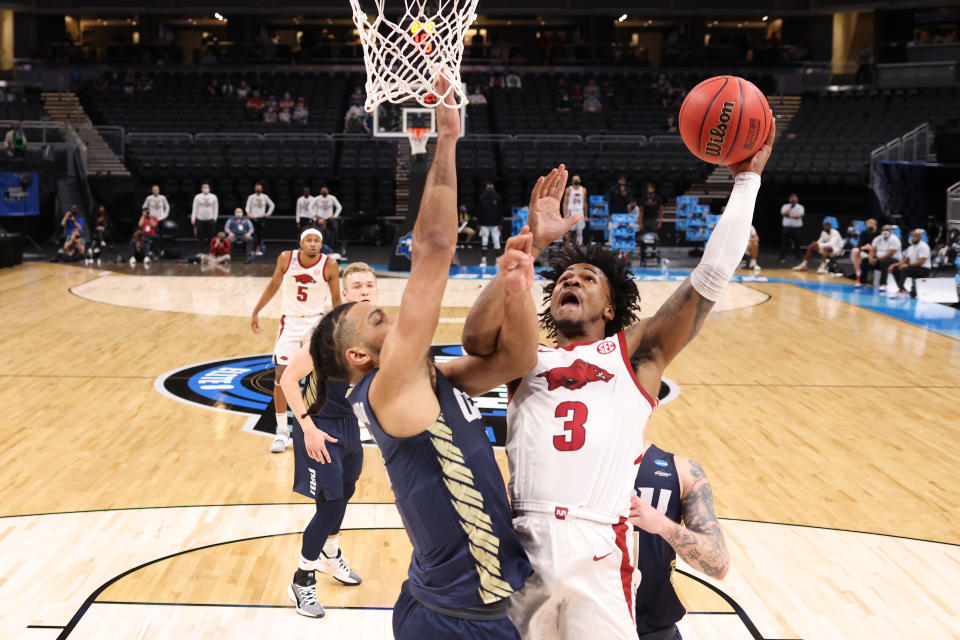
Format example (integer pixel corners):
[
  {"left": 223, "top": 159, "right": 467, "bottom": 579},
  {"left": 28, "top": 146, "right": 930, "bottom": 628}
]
[{"left": 1, "top": 1, "right": 959, "bottom": 638}]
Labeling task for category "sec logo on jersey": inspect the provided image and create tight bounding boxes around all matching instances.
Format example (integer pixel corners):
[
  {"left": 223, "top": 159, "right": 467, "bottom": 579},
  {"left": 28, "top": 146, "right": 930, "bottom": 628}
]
[{"left": 597, "top": 340, "right": 616, "bottom": 354}]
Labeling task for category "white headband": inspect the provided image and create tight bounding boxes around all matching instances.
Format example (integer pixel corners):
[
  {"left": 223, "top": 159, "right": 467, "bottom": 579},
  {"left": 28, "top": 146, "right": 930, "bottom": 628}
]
[{"left": 300, "top": 228, "right": 323, "bottom": 243}]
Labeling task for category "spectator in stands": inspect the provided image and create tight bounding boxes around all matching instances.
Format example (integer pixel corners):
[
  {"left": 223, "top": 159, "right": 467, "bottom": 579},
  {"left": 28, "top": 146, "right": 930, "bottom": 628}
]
[
  {"left": 292, "top": 97, "right": 310, "bottom": 124},
  {"left": 582, "top": 95, "right": 602, "bottom": 113},
  {"left": 350, "top": 86, "right": 365, "bottom": 103},
  {"left": 296, "top": 187, "right": 316, "bottom": 230},
  {"left": 200, "top": 231, "right": 232, "bottom": 266},
  {"left": 138, "top": 208, "right": 159, "bottom": 257},
  {"left": 92, "top": 205, "right": 113, "bottom": 248},
  {"left": 792, "top": 219, "right": 844, "bottom": 273},
  {"left": 236, "top": 80, "right": 250, "bottom": 100},
  {"left": 128, "top": 230, "right": 150, "bottom": 266},
  {"left": 92, "top": 73, "right": 109, "bottom": 91},
  {"left": 142, "top": 184, "right": 170, "bottom": 223},
  {"left": 889, "top": 229, "right": 930, "bottom": 297},
  {"left": 601, "top": 81, "right": 615, "bottom": 100},
  {"left": 850, "top": 218, "right": 879, "bottom": 283},
  {"left": 344, "top": 96, "right": 370, "bottom": 133},
  {"left": 4, "top": 122, "right": 26, "bottom": 157},
  {"left": 666, "top": 116, "right": 678, "bottom": 133},
  {"left": 570, "top": 83, "right": 584, "bottom": 107},
  {"left": 221, "top": 77, "right": 235, "bottom": 96},
  {"left": 555, "top": 92, "right": 572, "bottom": 112},
  {"left": 458, "top": 205, "right": 476, "bottom": 245},
  {"left": 584, "top": 78, "right": 600, "bottom": 97},
  {"left": 747, "top": 224, "right": 761, "bottom": 272},
  {"left": 225, "top": 208, "right": 255, "bottom": 262},
  {"left": 123, "top": 69, "right": 136, "bottom": 95},
  {"left": 476, "top": 182, "right": 504, "bottom": 267},
  {"left": 136, "top": 72, "right": 153, "bottom": 93},
  {"left": 264, "top": 104, "right": 279, "bottom": 124},
  {"left": 468, "top": 86, "right": 488, "bottom": 105},
  {"left": 191, "top": 182, "right": 219, "bottom": 253},
  {"left": 278, "top": 107, "right": 291, "bottom": 124},
  {"left": 855, "top": 45, "right": 873, "bottom": 85},
  {"left": 505, "top": 71, "right": 522, "bottom": 89},
  {"left": 205, "top": 78, "right": 220, "bottom": 97},
  {"left": 861, "top": 224, "right": 903, "bottom": 289},
  {"left": 311, "top": 186, "right": 343, "bottom": 249},
  {"left": 641, "top": 184, "right": 664, "bottom": 232},
  {"left": 607, "top": 175, "right": 632, "bottom": 204},
  {"left": 246, "top": 90, "right": 265, "bottom": 119},
  {"left": 60, "top": 206, "right": 85, "bottom": 241},
  {"left": 245, "top": 182, "right": 275, "bottom": 256},
  {"left": 279, "top": 92, "right": 295, "bottom": 111},
  {"left": 778, "top": 193, "right": 804, "bottom": 263}
]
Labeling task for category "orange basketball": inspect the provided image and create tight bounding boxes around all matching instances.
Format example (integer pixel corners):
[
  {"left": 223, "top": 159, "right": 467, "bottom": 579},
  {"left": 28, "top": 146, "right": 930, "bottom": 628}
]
[{"left": 678, "top": 75, "right": 772, "bottom": 165}]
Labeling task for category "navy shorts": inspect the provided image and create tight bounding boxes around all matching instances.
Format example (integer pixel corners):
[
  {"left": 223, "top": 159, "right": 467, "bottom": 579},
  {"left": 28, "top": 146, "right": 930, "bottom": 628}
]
[
  {"left": 292, "top": 413, "right": 363, "bottom": 501},
  {"left": 393, "top": 582, "right": 520, "bottom": 640}
]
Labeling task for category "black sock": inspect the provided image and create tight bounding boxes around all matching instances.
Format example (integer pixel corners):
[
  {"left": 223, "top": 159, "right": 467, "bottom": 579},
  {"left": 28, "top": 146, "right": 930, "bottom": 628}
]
[{"left": 294, "top": 568, "right": 316, "bottom": 587}]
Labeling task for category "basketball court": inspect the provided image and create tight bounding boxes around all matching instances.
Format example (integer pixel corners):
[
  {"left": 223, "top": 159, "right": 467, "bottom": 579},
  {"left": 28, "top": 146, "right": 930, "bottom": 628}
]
[{"left": 1, "top": 259, "right": 959, "bottom": 639}]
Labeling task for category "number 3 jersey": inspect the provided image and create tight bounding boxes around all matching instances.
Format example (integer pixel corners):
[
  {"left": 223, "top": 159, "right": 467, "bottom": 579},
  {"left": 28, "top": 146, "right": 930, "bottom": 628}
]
[
  {"left": 281, "top": 250, "right": 331, "bottom": 317},
  {"left": 507, "top": 332, "right": 657, "bottom": 521}
]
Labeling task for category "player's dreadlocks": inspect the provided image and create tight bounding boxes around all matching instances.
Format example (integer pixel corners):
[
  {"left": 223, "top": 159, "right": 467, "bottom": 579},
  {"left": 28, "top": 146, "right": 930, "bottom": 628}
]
[{"left": 539, "top": 244, "right": 641, "bottom": 341}]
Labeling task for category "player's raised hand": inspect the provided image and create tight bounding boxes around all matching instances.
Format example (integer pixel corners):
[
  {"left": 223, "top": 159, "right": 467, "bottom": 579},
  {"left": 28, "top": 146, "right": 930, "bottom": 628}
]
[
  {"left": 527, "top": 165, "right": 580, "bottom": 249},
  {"left": 304, "top": 425, "right": 339, "bottom": 464},
  {"left": 504, "top": 225, "right": 534, "bottom": 255},
  {"left": 727, "top": 112, "right": 776, "bottom": 178},
  {"left": 499, "top": 247, "right": 535, "bottom": 293},
  {"left": 434, "top": 74, "right": 460, "bottom": 138},
  {"left": 251, "top": 312, "right": 261, "bottom": 334}
]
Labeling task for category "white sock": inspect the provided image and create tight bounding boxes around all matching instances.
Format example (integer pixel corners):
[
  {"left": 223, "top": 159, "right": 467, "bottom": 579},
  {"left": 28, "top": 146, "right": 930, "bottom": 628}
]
[
  {"left": 323, "top": 535, "right": 339, "bottom": 558},
  {"left": 275, "top": 413, "right": 288, "bottom": 436},
  {"left": 298, "top": 554, "right": 317, "bottom": 571}
]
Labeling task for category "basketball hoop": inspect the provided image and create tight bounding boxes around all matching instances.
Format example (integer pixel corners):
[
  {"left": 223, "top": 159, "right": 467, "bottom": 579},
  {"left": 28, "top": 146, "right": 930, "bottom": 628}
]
[
  {"left": 349, "top": 0, "right": 478, "bottom": 111},
  {"left": 406, "top": 127, "right": 431, "bottom": 156}
]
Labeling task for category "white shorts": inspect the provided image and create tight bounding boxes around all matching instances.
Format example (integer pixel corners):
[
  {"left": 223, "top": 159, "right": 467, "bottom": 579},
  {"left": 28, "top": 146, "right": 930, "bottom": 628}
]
[
  {"left": 274, "top": 314, "right": 322, "bottom": 366},
  {"left": 479, "top": 225, "right": 501, "bottom": 249},
  {"left": 567, "top": 217, "right": 585, "bottom": 233},
  {"left": 818, "top": 242, "right": 837, "bottom": 256},
  {"left": 507, "top": 513, "right": 639, "bottom": 640}
]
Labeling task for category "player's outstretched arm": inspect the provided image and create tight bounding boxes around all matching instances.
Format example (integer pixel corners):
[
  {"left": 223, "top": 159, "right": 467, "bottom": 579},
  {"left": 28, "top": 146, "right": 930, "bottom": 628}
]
[
  {"left": 625, "top": 119, "right": 775, "bottom": 396},
  {"left": 324, "top": 257, "right": 342, "bottom": 307},
  {"left": 461, "top": 166, "right": 571, "bottom": 356},
  {"left": 251, "top": 251, "right": 288, "bottom": 334},
  {"left": 279, "top": 345, "right": 338, "bottom": 464},
  {"left": 629, "top": 456, "right": 730, "bottom": 579},
  {"left": 443, "top": 238, "right": 538, "bottom": 396}
]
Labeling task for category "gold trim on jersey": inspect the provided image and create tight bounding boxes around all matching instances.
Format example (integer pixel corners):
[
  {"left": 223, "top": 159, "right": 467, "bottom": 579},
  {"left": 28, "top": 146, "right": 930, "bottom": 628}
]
[{"left": 428, "top": 415, "right": 514, "bottom": 604}]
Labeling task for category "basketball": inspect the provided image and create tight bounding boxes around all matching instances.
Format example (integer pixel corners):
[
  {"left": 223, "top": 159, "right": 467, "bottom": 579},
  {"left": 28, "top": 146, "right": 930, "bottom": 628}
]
[{"left": 678, "top": 75, "right": 772, "bottom": 165}]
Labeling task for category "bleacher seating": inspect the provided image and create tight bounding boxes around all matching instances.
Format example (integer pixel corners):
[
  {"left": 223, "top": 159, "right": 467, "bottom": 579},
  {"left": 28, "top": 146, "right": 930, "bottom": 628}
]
[{"left": 766, "top": 86, "right": 960, "bottom": 187}]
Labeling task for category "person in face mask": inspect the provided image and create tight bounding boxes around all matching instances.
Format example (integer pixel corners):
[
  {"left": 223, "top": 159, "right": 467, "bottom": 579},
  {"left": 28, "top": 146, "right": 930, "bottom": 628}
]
[
  {"left": 142, "top": 184, "right": 170, "bottom": 223},
  {"left": 850, "top": 218, "right": 879, "bottom": 284},
  {"left": 888, "top": 229, "right": 931, "bottom": 297},
  {"left": 225, "top": 207, "right": 256, "bottom": 263},
  {"left": 561, "top": 175, "right": 588, "bottom": 245},
  {"left": 861, "top": 224, "right": 903, "bottom": 290},
  {"left": 191, "top": 182, "right": 220, "bottom": 255},
  {"left": 778, "top": 193, "right": 804, "bottom": 263}
]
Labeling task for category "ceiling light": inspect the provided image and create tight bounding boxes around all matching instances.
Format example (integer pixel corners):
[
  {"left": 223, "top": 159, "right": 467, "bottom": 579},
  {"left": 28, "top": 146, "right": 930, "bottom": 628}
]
[{"left": 618, "top": 14, "right": 628, "bottom": 23}]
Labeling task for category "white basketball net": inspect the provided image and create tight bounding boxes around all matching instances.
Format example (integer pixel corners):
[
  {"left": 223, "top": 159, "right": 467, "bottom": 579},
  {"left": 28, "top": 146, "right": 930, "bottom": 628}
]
[{"left": 350, "top": 0, "right": 478, "bottom": 111}]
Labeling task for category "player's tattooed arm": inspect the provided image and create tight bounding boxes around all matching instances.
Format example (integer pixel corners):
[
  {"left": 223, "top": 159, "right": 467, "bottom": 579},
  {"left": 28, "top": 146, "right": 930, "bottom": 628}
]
[
  {"left": 626, "top": 278, "right": 715, "bottom": 393},
  {"left": 660, "top": 458, "right": 729, "bottom": 579}
]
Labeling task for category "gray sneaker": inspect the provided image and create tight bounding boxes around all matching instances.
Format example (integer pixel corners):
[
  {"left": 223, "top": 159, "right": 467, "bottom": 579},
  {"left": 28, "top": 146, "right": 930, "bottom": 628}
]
[
  {"left": 319, "top": 549, "right": 362, "bottom": 585},
  {"left": 288, "top": 581, "right": 325, "bottom": 618},
  {"left": 270, "top": 428, "right": 289, "bottom": 453}
]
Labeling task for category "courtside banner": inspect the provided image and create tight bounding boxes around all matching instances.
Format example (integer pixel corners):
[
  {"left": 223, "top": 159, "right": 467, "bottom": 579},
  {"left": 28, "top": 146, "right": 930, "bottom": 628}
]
[{"left": 0, "top": 172, "right": 40, "bottom": 216}]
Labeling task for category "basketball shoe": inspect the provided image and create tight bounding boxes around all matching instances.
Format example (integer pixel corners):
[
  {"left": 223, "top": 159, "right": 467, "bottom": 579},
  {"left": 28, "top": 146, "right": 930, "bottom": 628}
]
[
  {"left": 270, "top": 427, "right": 289, "bottom": 453},
  {"left": 288, "top": 571, "right": 325, "bottom": 618},
  {"left": 319, "top": 549, "right": 362, "bottom": 585}
]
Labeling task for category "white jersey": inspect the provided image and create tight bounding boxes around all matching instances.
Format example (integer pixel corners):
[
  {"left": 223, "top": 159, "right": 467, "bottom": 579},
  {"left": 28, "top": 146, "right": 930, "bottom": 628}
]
[
  {"left": 280, "top": 251, "right": 332, "bottom": 317},
  {"left": 142, "top": 194, "right": 170, "bottom": 221},
  {"left": 566, "top": 186, "right": 586, "bottom": 216},
  {"left": 295, "top": 196, "right": 315, "bottom": 223},
  {"left": 311, "top": 194, "right": 342, "bottom": 220},
  {"left": 507, "top": 332, "right": 656, "bottom": 521}
]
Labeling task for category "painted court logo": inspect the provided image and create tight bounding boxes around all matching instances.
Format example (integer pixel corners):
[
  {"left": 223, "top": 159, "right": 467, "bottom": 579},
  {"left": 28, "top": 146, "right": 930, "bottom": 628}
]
[{"left": 157, "top": 347, "right": 679, "bottom": 445}]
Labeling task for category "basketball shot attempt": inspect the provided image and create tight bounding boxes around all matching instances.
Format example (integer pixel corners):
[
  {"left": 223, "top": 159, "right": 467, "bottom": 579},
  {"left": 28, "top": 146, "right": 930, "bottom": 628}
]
[
  {"left": 463, "top": 113, "right": 775, "bottom": 638},
  {"left": 301, "top": 77, "right": 535, "bottom": 638},
  {"left": 251, "top": 229, "right": 341, "bottom": 453}
]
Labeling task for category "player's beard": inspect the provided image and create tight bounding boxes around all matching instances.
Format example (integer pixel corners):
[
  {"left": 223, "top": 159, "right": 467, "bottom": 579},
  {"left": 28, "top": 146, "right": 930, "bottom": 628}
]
[{"left": 554, "top": 308, "right": 604, "bottom": 339}]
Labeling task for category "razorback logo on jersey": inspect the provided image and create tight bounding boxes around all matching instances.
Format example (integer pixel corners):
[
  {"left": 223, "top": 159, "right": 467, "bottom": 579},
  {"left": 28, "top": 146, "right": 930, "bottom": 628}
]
[
  {"left": 293, "top": 274, "right": 317, "bottom": 284},
  {"left": 537, "top": 359, "right": 614, "bottom": 391}
]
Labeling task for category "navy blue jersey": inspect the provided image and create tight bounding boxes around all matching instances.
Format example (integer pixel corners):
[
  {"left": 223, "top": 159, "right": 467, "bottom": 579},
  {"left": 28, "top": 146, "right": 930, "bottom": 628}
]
[
  {"left": 318, "top": 379, "right": 352, "bottom": 419},
  {"left": 352, "top": 367, "right": 532, "bottom": 609},
  {"left": 634, "top": 444, "right": 686, "bottom": 634}
]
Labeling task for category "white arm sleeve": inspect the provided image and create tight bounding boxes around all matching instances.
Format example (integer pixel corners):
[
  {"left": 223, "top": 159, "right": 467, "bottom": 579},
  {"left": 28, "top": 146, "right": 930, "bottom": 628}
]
[
  {"left": 689, "top": 172, "right": 762, "bottom": 302},
  {"left": 332, "top": 196, "right": 342, "bottom": 218},
  {"left": 190, "top": 195, "right": 199, "bottom": 225},
  {"left": 265, "top": 195, "right": 275, "bottom": 216}
]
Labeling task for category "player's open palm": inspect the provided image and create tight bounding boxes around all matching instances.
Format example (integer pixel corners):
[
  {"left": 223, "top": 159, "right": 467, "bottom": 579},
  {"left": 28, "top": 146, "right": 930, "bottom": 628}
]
[
  {"left": 304, "top": 426, "right": 338, "bottom": 464},
  {"left": 528, "top": 165, "right": 579, "bottom": 246}
]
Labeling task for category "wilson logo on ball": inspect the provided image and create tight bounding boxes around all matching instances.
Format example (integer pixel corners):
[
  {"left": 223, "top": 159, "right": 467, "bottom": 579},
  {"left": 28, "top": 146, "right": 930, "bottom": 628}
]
[{"left": 704, "top": 101, "right": 736, "bottom": 158}]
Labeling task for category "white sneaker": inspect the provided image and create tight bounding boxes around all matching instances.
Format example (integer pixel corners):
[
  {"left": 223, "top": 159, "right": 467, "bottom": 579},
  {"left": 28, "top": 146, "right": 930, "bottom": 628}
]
[
  {"left": 752, "top": 264, "right": 762, "bottom": 273},
  {"left": 270, "top": 434, "right": 288, "bottom": 453},
  {"left": 318, "top": 549, "right": 362, "bottom": 585},
  {"left": 480, "top": 257, "right": 487, "bottom": 267},
  {"left": 129, "top": 256, "right": 136, "bottom": 267},
  {"left": 792, "top": 262, "right": 808, "bottom": 271},
  {"left": 144, "top": 256, "right": 152, "bottom": 266},
  {"left": 816, "top": 263, "right": 827, "bottom": 274}
]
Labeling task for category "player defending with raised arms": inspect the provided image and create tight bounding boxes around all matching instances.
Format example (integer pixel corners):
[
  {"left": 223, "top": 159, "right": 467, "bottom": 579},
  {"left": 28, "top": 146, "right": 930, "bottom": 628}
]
[
  {"left": 251, "top": 230, "right": 342, "bottom": 453},
  {"left": 301, "top": 79, "right": 535, "bottom": 639},
  {"left": 463, "top": 120, "right": 774, "bottom": 638},
  {"left": 277, "top": 262, "right": 379, "bottom": 618}
]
